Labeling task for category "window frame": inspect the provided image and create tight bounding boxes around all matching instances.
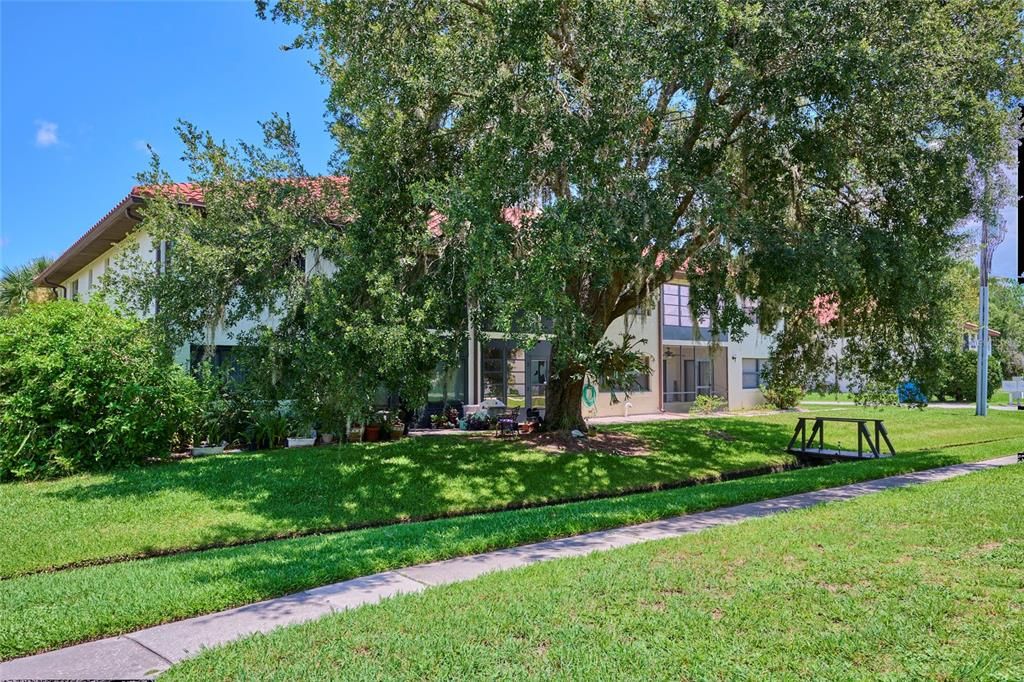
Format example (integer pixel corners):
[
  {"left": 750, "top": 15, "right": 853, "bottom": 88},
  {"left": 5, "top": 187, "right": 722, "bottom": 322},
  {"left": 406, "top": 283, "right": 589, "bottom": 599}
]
[{"left": 742, "top": 358, "right": 767, "bottom": 389}]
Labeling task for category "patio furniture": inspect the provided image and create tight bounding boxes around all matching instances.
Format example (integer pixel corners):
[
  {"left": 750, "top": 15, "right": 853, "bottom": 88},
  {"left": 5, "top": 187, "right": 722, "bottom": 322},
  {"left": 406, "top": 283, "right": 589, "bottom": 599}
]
[{"left": 495, "top": 408, "right": 520, "bottom": 438}]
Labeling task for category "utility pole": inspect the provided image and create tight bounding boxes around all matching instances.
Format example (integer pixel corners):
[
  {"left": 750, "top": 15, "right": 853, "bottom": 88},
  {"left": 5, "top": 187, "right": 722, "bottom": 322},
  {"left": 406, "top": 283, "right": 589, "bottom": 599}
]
[
  {"left": 1018, "top": 104, "right": 1023, "bottom": 286},
  {"left": 976, "top": 211, "right": 990, "bottom": 416}
]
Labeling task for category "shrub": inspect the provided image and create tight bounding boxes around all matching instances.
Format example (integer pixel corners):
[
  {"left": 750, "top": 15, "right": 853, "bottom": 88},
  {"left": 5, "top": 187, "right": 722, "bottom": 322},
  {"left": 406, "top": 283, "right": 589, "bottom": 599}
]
[
  {"left": 761, "top": 385, "right": 804, "bottom": 410},
  {"left": 0, "top": 301, "right": 198, "bottom": 480},
  {"left": 689, "top": 393, "right": 726, "bottom": 415},
  {"left": 936, "top": 348, "right": 1002, "bottom": 402}
]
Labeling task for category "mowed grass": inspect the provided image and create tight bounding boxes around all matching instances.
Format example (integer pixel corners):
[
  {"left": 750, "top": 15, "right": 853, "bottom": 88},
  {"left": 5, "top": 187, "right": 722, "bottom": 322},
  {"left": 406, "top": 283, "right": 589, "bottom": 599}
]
[
  {"left": 3, "top": 423, "right": 1023, "bottom": 660},
  {"left": 0, "top": 419, "right": 794, "bottom": 577},
  {"left": 166, "top": 463, "right": 1024, "bottom": 681},
  {"left": 2, "top": 406, "right": 1020, "bottom": 578},
  {"left": 804, "top": 388, "right": 1016, "bottom": 405}
]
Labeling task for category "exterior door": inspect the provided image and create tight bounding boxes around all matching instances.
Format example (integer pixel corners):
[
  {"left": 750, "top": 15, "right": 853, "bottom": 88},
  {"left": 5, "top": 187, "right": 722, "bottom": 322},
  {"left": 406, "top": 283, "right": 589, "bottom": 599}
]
[
  {"left": 696, "top": 359, "right": 712, "bottom": 396},
  {"left": 526, "top": 342, "right": 551, "bottom": 411}
]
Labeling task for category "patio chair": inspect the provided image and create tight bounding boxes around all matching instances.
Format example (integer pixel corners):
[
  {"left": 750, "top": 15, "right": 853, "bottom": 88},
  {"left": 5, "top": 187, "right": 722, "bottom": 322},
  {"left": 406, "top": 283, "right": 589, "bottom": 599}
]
[{"left": 495, "top": 408, "right": 520, "bottom": 438}]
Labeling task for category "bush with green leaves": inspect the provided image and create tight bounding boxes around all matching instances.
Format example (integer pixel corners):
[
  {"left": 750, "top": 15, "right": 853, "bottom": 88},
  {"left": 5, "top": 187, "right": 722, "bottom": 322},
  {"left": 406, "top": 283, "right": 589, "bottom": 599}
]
[
  {"left": 936, "top": 348, "right": 1002, "bottom": 402},
  {"left": 0, "top": 301, "right": 198, "bottom": 480},
  {"left": 759, "top": 351, "right": 807, "bottom": 410},
  {"left": 689, "top": 394, "right": 727, "bottom": 415},
  {"left": 761, "top": 385, "right": 805, "bottom": 410}
]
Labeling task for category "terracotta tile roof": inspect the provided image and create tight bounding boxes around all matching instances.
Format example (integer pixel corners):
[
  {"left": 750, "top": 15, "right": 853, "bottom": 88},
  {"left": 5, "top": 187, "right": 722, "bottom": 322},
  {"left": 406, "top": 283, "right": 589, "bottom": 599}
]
[
  {"left": 36, "top": 176, "right": 543, "bottom": 286},
  {"left": 129, "top": 182, "right": 206, "bottom": 204},
  {"left": 35, "top": 176, "right": 350, "bottom": 288},
  {"left": 129, "top": 176, "right": 350, "bottom": 206}
]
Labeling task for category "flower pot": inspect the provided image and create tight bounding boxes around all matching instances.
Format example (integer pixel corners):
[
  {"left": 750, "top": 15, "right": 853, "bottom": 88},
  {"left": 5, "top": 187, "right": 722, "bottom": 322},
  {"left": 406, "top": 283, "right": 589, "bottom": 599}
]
[
  {"left": 320, "top": 433, "right": 336, "bottom": 445},
  {"left": 286, "top": 437, "right": 316, "bottom": 448},
  {"left": 191, "top": 445, "right": 225, "bottom": 457},
  {"left": 390, "top": 426, "right": 405, "bottom": 440},
  {"left": 347, "top": 425, "right": 364, "bottom": 442},
  {"left": 364, "top": 425, "right": 381, "bottom": 442}
]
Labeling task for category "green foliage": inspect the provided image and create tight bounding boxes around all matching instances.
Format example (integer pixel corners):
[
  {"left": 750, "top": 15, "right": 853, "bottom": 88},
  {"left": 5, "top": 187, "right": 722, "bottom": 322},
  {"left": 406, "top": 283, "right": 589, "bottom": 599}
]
[
  {"left": 935, "top": 348, "right": 1002, "bottom": 402},
  {"left": 246, "top": 408, "right": 291, "bottom": 450},
  {"left": 0, "top": 257, "right": 53, "bottom": 316},
  {"left": 189, "top": 362, "right": 242, "bottom": 447},
  {"left": 853, "top": 382, "right": 899, "bottom": 408},
  {"left": 689, "top": 394, "right": 726, "bottom": 415},
  {"left": 759, "top": 346, "right": 808, "bottom": 409},
  {"left": 986, "top": 277, "right": 1024, "bottom": 378},
  {"left": 261, "top": 0, "right": 1024, "bottom": 430},
  {"left": 0, "top": 301, "right": 197, "bottom": 480},
  {"left": 111, "top": 125, "right": 461, "bottom": 433},
  {"left": 761, "top": 385, "right": 804, "bottom": 410}
]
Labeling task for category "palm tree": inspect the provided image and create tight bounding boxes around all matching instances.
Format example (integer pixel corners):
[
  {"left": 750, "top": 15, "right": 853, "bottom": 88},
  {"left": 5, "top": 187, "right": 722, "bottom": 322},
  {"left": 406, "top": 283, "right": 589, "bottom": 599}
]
[{"left": 0, "top": 256, "right": 55, "bottom": 315}]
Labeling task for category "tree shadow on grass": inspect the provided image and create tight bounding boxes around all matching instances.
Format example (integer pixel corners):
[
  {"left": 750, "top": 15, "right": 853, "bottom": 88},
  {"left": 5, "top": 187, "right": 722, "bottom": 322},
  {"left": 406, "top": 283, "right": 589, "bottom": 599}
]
[{"left": 31, "top": 418, "right": 804, "bottom": 568}]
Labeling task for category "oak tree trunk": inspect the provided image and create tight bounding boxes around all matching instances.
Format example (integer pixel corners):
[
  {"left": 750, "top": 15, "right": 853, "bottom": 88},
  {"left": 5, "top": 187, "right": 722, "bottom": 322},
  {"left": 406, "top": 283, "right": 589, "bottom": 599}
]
[{"left": 543, "top": 365, "right": 587, "bottom": 432}]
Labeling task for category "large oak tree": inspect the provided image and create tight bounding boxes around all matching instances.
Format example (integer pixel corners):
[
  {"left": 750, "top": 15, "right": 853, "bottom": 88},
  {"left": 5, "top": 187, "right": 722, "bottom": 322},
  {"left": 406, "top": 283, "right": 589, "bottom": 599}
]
[
  {"left": 260, "top": 0, "right": 1022, "bottom": 429},
  {"left": 118, "top": 1, "right": 1022, "bottom": 432}
]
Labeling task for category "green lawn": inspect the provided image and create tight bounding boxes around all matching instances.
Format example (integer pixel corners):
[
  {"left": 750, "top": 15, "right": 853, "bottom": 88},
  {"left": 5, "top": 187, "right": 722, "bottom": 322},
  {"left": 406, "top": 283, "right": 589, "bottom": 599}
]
[
  {"left": 3, "top": 406, "right": 1019, "bottom": 578},
  {"left": 2, "top": 407, "right": 1023, "bottom": 660},
  {"left": 1, "top": 418, "right": 802, "bottom": 578},
  {"left": 802, "top": 390, "right": 856, "bottom": 402},
  {"left": 804, "top": 388, "right": 1015, "bottom": 405},
  {"left": 165, "top": 462, "right": 1024, "bottom": 681}
]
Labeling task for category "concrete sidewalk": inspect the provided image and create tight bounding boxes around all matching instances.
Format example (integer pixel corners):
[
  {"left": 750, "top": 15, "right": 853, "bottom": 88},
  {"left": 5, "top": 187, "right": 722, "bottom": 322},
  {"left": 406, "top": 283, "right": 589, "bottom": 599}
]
[{"left": 2, "top": 455, "right": 1017, "bottom": 681}]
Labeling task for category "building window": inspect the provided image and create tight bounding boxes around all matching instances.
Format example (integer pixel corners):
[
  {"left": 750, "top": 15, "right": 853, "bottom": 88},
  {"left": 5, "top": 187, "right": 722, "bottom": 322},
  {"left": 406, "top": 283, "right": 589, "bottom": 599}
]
[
  {"left": 741, "top": 297, "right": 758, "bottom": 325},
  {"left": 662, "top": 284, "right": 710, "bottom": 328},
  {"left": 190, "top": 345, "right": 244, "bottom": 382},
  {"left": 70, "top": 279, "right": 80, "bottom": 301},
  {"left": 480, "top": 341, "right": 549, "bottom": 409},
  {"left": 427, "top": 349, "right": 469, "bottom": 405},
  {"left": 742, "top": 358, "right": 767, "bottom": 389}
]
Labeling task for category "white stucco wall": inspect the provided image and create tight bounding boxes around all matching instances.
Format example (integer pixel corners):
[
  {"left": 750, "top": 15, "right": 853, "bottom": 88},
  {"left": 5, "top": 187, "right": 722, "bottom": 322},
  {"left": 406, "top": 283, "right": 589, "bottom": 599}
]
[
  {"left": 725, "top": 322, "right": 776, "bottom": 410},
  {"left": 58, "top": 228, "right": 280, "bottom": 369},
  {"left": 589, "top": 300, "right": 662, "bottom": 419}
]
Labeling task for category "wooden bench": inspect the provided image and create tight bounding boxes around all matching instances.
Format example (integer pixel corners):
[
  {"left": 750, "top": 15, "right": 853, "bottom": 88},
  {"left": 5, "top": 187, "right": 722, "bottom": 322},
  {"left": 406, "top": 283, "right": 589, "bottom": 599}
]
[{"left": 787, "top": 417, "right": 895, "bottom": 460}]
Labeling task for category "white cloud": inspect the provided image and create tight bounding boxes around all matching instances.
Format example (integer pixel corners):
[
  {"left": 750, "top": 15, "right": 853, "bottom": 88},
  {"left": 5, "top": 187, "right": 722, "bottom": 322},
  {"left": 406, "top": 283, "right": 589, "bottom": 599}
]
[{"left": 34, "top": 120, "right": 58, "bottom": 147}]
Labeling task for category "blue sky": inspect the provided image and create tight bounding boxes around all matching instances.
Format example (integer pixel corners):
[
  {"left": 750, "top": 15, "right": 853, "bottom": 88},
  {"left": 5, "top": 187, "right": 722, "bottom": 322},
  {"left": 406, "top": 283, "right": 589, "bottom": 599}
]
[
  {"left": 0, "top": 1, "right": 1020, "bottom": 279},
  {"left": 1, "top": 0, "right": 332, "bottom": 270}
]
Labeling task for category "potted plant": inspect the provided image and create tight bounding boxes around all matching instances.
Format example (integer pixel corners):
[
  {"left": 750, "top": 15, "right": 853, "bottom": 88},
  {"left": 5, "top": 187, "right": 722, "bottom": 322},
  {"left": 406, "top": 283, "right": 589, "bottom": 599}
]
[
  {"left": 375, "top": 411, "right": 392, "bottom": 441},
  {"left": 363, "top": 413, "right": 382, "bottom": 442},
  {"left": 287, "top": 421, "right": 317, "bottom": 448},
  {"left": 191, "top": 409, "right": 226, "bottom": 456},
  {"left": 190, "top": 370, "right": 231, "bottom": 456},
  {"left": 347, "top": 420, "right": 365, "bottom": 442},
  {"left": 287, "top": 433, "right": 317, "bottom": 448},
  {"left": 390, "top": 417, "right": 405, "bottom": 439}
]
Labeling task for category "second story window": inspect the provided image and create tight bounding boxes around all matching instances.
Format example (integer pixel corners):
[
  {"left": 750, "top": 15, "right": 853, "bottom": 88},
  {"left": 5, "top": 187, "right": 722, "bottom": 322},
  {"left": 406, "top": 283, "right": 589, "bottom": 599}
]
[{"left": 662, "top": 284, "right": 709, "bottom": 328}]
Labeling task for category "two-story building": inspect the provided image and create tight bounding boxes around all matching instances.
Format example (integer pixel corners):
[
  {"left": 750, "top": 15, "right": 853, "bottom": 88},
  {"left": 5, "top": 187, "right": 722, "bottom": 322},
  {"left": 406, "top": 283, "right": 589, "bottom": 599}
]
[{"left": 35, "top": 183, "right": 776, "bottom": 418}]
